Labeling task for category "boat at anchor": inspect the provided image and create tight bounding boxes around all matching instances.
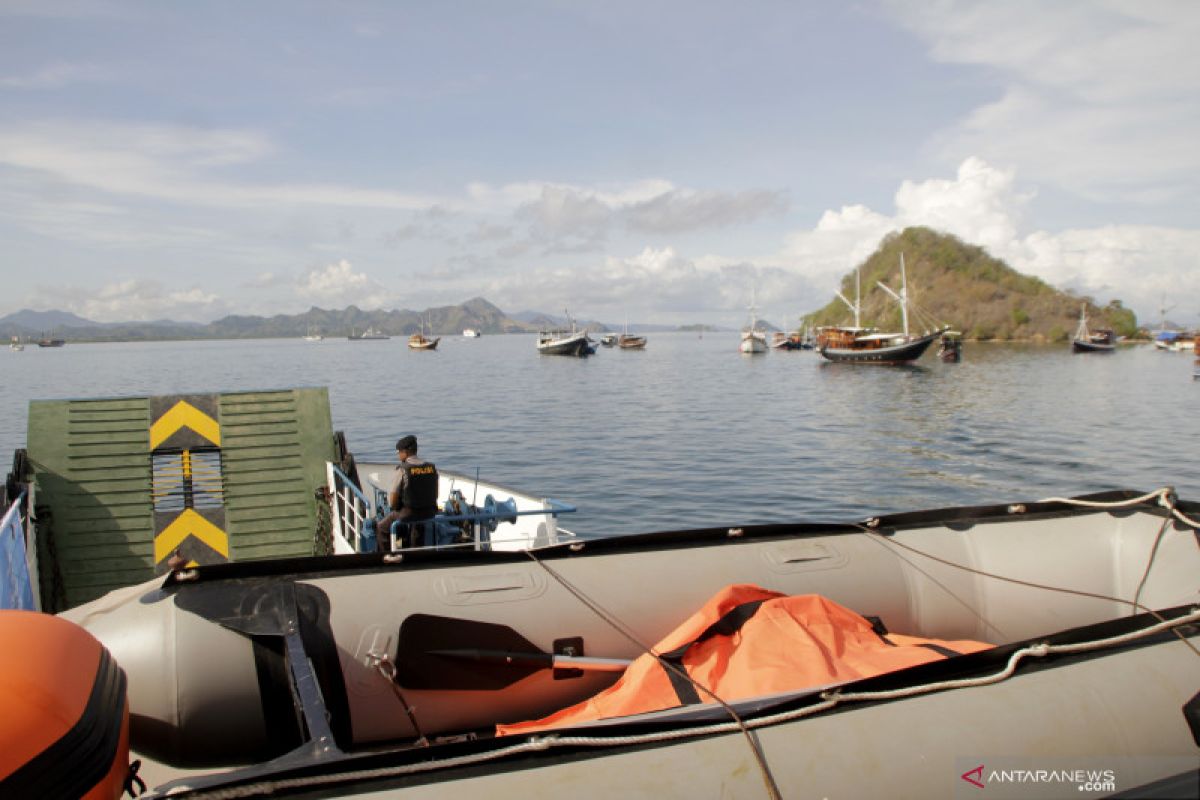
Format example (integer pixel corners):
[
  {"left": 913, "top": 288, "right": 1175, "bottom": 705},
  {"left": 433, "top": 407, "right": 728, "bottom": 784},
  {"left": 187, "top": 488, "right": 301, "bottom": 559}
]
[
  {"left": 536, "top": 311, "right": 594, "bottom": 356},
  {"left": 1071, "top": 305, "right": 1116, "bottom": 353},
  {"left": 816, "top": 254, "right": 946, "bottom": 365}
]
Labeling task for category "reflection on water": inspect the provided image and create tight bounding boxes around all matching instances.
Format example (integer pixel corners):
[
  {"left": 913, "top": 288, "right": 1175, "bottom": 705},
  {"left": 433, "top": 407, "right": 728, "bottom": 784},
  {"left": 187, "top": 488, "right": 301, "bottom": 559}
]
[{"left": 1, "top": 334, "right": 1195, "bottom": 537}]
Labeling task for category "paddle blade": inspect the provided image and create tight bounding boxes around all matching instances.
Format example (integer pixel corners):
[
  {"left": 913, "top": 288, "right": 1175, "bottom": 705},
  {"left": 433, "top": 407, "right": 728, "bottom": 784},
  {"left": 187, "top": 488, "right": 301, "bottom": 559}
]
[{"left": 396, "top": 614, "right": 548, "bottom": 690}]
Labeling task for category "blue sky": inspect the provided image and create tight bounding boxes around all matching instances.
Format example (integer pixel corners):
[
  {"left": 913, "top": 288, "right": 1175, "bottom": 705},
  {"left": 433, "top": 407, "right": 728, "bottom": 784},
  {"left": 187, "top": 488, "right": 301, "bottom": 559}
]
[{"left": 1, "top": 0, "right": 1198, "bottom": 328}]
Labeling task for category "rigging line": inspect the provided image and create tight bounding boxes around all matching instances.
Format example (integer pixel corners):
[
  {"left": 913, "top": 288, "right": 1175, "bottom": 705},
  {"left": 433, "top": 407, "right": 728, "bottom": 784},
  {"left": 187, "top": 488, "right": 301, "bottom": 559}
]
[
  {"left": 520, "top": 548, "right": 784, "bottom": 800},
  {"left": 1133, "top": 515, "right": 1171, "bottom": 617},
  {"left": 850, "top": 519, "right": 1200, "bottom": 661}
]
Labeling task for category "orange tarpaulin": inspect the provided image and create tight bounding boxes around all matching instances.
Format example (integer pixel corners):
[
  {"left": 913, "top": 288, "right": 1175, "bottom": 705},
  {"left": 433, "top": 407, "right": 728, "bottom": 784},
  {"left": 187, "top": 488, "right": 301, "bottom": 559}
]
[{"left": 497, "top": 584, "right": 992, "bottom": 736}]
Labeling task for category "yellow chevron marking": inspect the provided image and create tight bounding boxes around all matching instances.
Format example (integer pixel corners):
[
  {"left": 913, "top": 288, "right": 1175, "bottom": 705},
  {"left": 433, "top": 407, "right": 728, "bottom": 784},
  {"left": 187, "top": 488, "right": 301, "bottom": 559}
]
[
  {"left": 154, "top": 508, "right": 230, "bottom": 563},
  {"left": 149, "top": 401, "right": 221, "bottom": 450}
]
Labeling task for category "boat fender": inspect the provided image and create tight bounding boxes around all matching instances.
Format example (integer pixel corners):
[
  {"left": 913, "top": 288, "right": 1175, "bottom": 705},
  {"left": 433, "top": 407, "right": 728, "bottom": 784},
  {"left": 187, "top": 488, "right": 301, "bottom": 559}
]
[{"left": 0, "top": 610, "right": 134, "bottom": 800}]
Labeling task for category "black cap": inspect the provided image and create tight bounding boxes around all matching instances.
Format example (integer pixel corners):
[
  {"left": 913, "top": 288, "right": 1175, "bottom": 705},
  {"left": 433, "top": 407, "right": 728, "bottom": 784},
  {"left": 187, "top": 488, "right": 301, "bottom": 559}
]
[{"left": 396, "top": 435, "right": 417, "bottom": 452}]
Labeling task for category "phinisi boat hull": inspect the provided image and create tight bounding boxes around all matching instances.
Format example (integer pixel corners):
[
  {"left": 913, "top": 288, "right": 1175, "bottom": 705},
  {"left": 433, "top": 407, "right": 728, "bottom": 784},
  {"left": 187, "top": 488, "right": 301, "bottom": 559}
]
[{"left": 818, "top": 330, "right": 940, "bottom": 364}]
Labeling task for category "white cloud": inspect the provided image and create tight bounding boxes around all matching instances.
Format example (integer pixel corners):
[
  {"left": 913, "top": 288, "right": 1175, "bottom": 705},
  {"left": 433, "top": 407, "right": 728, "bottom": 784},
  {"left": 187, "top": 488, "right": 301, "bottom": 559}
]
[
  {"left": 888, "top": 0, "right": 1200, "bottom": 203},
  {"left": 295, "top": 259, "right": 387, "bottom": 309},
  {"left": 894, "top": 157, "right": 1032, "bottom": 253},
  {"left": 29, "top": 279, "right": 224, "bottom": 323},
  {"left": 0, "top": 121, "right": 438, "bottom": 211}
]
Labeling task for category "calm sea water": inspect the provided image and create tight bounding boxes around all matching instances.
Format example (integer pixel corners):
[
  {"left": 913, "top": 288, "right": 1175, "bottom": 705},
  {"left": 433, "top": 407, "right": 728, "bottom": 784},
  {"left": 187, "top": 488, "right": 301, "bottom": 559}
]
[{"left": 2, "top": 334, "right": 1196, "bottom": 537}]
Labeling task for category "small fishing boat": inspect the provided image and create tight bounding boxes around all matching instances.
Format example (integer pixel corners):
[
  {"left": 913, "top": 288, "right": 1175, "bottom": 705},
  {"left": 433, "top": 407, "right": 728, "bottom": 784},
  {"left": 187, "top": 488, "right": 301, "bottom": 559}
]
[
  {"left": 599, "top": 333, "right": 618, "bottom": 347},
  {"left": 408, "top": 320, "right": 440, "bottom": 350},
  {"left": 8, "top": 336, "right": 22, "bottom": 352},
  {"left": 817, "top": 255, "right": 945, "bottom": 365},
  {"left": 615, "top": 316, "right": 646, "bottom": 349},
  {"left": 618, "top": 334, "right": 647, "bottom": 349},
  {"left": 348, "top": 327, "right": 389, "bottom": 341},
  {"left": 771, "top": 330, "right": 807, "bottom": 350},
  {"left": 537, "top": 311, "right": 594, "bottom": 356},
  {"left": 408, "top": 333, "right": 439, "bottom": 350},
  {"left": 1071, "top": 305, "right": 1115, "bottom": 353},
  {"left": 462, "top": 328, "right": 481, "bottom": 338},
  {"left": 937, "top": 330, "right": 963, "bottom": 362},
  {"left": 34, "top": 486, "right": 1200, "bottom": 798}
]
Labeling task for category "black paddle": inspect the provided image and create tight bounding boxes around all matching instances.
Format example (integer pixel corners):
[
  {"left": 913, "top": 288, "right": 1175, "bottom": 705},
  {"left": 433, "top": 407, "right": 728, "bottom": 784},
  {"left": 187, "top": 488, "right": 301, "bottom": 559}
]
[{"left": 396, "top": 614, "right": 630, "bottom": 690}]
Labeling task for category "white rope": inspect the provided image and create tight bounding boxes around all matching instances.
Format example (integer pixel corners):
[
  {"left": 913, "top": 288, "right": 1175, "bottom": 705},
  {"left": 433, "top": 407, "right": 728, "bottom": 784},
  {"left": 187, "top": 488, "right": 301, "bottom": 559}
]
[
  {"left": 181, "top": 608, "right": 1200, "bottom": 799},
  {"left": 825, "top": 607, "right": 1200, "bottom": 704},
  {"left": 1038, "top": 486, "right": 1200, "bottom": 529}
]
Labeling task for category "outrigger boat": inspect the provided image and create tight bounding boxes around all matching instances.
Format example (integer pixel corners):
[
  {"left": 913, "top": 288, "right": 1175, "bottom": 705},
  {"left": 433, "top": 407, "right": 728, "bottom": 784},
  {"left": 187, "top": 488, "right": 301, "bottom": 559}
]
[
  {"left": 8, "top": 483, "right": 1200, "bottom": 797},
  {"left": 817, "top": 255, "right": 946, "bottom": 365}
]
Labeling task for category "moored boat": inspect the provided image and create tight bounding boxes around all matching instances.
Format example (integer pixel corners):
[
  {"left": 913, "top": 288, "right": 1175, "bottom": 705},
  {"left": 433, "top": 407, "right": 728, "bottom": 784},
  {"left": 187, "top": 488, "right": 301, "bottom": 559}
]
[
  {"left": 1071, "top": 305, "right": 1115, "bottom": 353},
  {"left": 407, "top": 334, "right": 440, "bottom": 350},
  {"left": 536, "top": 311, "right": 594, "bottom": 356},
  {"left": 616, "top": 316, "right": 646, "bottom": 349},
  {"left": 618, "top": 334, "right": 647, "bottom": 349},
  {"left": 45, "top": 486, "right": 1200, "bottom": 797},
  {"left": 462, "top": 328, "right": 481, "bottom": 338},
  {"left": 599, "top": 333, "right": 618, "bottom": 347},
  {"left": 937, "top": 330, "right": 963, "bottom": 362},
  {"left": 739, "top": 293, "right": 767, "bottom": 354},
  {"left": 36, "top": 337, "right": 65, "bottom": 348},
  {"left": 817, "top": 255, "right": 947, "bottom": 365}
]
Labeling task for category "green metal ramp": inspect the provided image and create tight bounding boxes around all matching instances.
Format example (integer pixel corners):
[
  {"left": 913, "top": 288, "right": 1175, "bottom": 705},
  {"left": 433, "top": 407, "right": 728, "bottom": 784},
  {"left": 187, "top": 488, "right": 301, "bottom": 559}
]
[{"left": 25, "top": 387, "right": 336, "bottom": 611}]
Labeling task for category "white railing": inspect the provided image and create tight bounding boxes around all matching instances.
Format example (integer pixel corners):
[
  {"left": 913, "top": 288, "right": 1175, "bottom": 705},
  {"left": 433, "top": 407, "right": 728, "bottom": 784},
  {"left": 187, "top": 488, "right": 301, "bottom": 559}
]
[
  {"left": 326, "top": 464, "right": 373, "bottom": 554},
  {"left": 326, "top": 462, "right": 577, "bottom": 554}
]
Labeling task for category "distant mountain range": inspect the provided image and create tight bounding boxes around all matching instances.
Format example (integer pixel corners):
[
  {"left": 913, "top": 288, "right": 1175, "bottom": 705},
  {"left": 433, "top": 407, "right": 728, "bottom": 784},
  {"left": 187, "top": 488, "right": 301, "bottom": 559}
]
[{"left": 0, "top": 297, "right": 721, "bottom": 342}]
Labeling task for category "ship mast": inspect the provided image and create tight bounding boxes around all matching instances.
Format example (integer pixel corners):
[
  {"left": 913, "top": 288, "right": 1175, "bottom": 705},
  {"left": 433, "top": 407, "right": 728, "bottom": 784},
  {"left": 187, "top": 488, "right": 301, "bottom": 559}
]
[
  {"left": 834, "top": 268, "right": 862, "bottom": 329},
  {"left": 876, "top": 252, "right": 911, "bottom": 337}
]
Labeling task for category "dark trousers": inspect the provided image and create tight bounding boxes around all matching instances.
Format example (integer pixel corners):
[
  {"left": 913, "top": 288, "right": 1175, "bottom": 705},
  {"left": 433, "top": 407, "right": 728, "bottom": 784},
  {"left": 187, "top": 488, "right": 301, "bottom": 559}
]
[{"left": 379, "top": 509, "right": 435, "bottom": 550}]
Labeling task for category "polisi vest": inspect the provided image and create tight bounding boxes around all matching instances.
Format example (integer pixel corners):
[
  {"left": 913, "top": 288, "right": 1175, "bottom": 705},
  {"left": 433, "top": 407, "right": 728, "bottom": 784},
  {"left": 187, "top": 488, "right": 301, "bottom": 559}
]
[{"left": 399, "top": 460, "right": 439, "bottom": 518}]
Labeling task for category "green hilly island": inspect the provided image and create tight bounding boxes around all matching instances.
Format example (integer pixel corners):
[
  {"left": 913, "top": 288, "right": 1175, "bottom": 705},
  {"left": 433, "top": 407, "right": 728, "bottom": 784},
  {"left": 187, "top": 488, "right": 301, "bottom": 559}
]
[{"left": 803, "top": 227, "right": 1138, "bottom": 341}]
